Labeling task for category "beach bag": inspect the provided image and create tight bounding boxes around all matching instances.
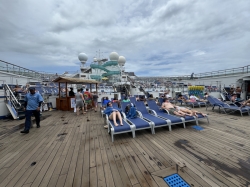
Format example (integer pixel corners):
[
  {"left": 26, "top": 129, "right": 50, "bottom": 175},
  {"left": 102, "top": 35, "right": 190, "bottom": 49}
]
[{"left": 125, "top": 103, "right": 137, "bottom": 119}]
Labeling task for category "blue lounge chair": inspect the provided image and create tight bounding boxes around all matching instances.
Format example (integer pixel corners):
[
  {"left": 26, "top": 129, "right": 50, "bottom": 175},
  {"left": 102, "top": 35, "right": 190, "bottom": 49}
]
[
  {"left": 158, "top": 98, "right": 164, "bottom": 106},
  {"left": 121, "top": 95, "right": 125, "bottom": 101},
  {"left": 121, "top": 102, "right": 154, "bottom": 135},
  {"left": 36, "top": 87, "right": 45, "bottom": 95},
  {"left": 52, "top": 88, "right": 59, "bottom": 95},
  {"left": 174, "top": 95, "right": 184, "bottom": 105},
  {"left": 208, "top": 96, "right": 249, "bottom": 116},
  {"left": 146, "top": 100, "right": 186, "bottom": 129},
  {"left": 148, "top": 100, "right": 203, "bottom": 126},
  {"left": 105, "top": 114, "right": 135, "bottom": 142},
  {"left": 196, "top": 100, "right": 207, "bottom": 107},
  {"left": 44, "top": 87, "right": 52, "bottom": 96},
  {"left": 129, "top": 97, "right": 137, "bottom": 104},
  {"left": 134, "top": 101, "right": 172, "bottom": 132},
  {"left": 206, "top": 96, "right": 221, "bottom": 111},
  {"left": 112, "top": 102, "right": 119, "bottom": 108},
  {"left": 184, "top": 95, "right": 207, "bottom": 108},
  {"left": 214, "top": 97, "right": 250, "bottom": 116},
  {"left": 100, "top": 98, "right": 111, "bottom": 117}
]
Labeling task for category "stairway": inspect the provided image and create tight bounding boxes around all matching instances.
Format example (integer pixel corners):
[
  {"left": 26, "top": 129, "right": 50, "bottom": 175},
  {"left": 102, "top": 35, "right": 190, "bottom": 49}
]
[
  {"left": 116, "top": 85, "right": 128, "bottom": 95},
  {"left": 139, "top": 86, "right": 149, "bottom": 97},
  {"left": 3, "top": 84, "right": 25, "bottom": 119},
  {"left": 127, "top": 76, "right": 149, "bottom": 97}
]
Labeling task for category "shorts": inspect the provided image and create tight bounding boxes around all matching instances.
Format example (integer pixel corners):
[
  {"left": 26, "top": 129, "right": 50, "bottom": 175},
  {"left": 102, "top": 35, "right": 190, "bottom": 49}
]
[
  {"left": 85, "top": 99, "right": 92, "bottom": 104},
  {"left": 76, "top": 101, "right": 84, "bottom": 108},
  {"left": 169, "top": 108, "right": 177, "bottom": 115},
  {"left": 176, "top": 107, "right": 185, "bottom": 112}
]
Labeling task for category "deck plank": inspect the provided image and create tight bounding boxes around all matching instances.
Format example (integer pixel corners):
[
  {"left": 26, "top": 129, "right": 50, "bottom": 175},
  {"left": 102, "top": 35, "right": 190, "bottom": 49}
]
[
  {"left": 101, "top": 128, "right": 132, "bottom": 187},
  {"left": 81, "top": 120, "right": 90, "bottom": 187},
  {"left": 98, "top": 127, "right": 116, "bottom": 187},
  {"left": 72, "top": 117, "right": 87, "bottom": 187},
  {"left": 64, "top": 117, "right": 83, "bottom": 187},
  {"left": 47, "top": 114, "right": 78, "bottom": 187}
]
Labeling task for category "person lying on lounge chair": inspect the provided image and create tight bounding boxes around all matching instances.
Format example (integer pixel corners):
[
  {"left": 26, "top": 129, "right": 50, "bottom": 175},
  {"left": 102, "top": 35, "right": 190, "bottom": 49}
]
[
  {"left": 104, "top": 102, "right": 123, "bottom": 127},
  {"left": 179, "top": 95, "right": 195, "bottom": 103},
  {"left": 161, "top": 98, "right": 192, "bottom": 117},
  {"left": 190, "top": 94, "right": 199, "bottom": 100},
  {"left": 174, "top": 106, "right": 193, "bottom": 116},
  {"left": 174, "top": 106, "right": 207, "bottom": 117},
  {"left": 230, "top": 94, "right": 244, "bottom": 107},
  {"left": 147, "top": 94, "right": 156, "bottom": 101},
  {"left": 101, "top": 97, "right": 111, "bottom": 109},
  {"left": 240, "top": 99, "right": 250, "bottom": 107},
  {"left": 190, "top": 94, "right": 206, "bottom": 102},
  {"left": 178, "top": 94, "right": 185, "bottom": 100}
]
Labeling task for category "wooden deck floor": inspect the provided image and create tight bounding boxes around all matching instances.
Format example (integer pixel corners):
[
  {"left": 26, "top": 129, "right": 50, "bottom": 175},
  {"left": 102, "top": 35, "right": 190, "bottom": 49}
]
[{"left": 0, "top": 107, "right": 250, "bottom": 187}]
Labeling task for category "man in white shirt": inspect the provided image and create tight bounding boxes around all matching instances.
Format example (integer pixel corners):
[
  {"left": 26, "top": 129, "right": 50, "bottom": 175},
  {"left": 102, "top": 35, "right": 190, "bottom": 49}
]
[
  {"left": 165, "top": 94, "right": 171, "bottom": 98},
  {"left": 190, "top": 94, "right": 199, "bottom": 100}
]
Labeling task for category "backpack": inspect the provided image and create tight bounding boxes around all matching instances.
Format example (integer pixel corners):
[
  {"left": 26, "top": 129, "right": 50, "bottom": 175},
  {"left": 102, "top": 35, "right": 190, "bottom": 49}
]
[{"left": 125, "top": 103, "right": 137, "bottom": 119}]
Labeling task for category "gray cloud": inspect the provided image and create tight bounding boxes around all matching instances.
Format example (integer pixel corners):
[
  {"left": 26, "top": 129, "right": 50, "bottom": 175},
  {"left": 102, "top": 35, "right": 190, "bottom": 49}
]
[{"left": 0, "top": 0, "right": 250, "bottom": 76}]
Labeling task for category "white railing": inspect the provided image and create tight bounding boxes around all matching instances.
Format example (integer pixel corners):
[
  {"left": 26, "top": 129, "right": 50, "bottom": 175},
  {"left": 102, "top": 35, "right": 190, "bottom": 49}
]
[
  {"left": 136, "top": 65, "right": 250, "bottom": 80},
  {"left": 3, "top": 84, "right": 22, "bottom": 109},
  {"left": 0, "top": 60, "right": 62, "bottom": 81}
]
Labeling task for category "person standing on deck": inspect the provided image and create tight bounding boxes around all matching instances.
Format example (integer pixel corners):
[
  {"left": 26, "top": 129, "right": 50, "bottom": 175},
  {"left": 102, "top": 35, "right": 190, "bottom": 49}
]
[
  {"left": 75, "top": 89, "right": 86, "bottom": 115},
  {"left": 69, "top": 87, "right": 75, "bottom": 96},
  {"left": 92, "top": 91, "right": 98, "bottom": 112},
  {"left": 21, "top": 87, "right": 43, "bottom": 134},
  {"left": 190, "top": 73, "right": 194, "bottom": 80},
  {"left": 83, "top": 88, "right": 92, "bottom": 111}
]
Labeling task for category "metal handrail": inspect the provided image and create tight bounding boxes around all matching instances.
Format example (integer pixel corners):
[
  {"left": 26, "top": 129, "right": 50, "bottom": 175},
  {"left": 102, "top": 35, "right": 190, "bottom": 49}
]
[
  {"left": 136, "top": 65, "right": 250, "bottom": 80},
  {"left": 194, "top": 65, "right": 250, "bottom": 78},
  {"left": 3, "top": 84, "right": 22, "bottom": 109},
  {"left": 0, "top": 60, "right": 62, "bottom": 81}
]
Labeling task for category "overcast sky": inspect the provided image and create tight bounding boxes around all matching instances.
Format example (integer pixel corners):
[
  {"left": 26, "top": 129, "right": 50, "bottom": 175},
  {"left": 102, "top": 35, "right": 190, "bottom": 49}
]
[{"left": 0, "top": 0, "right": 250, "bottom": 76}]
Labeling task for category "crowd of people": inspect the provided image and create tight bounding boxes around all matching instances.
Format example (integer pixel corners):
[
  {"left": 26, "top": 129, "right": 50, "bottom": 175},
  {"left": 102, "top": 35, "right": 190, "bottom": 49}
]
[
  {"left": 19, "top": 84, "right": 248, "bottom": 134},
  {"left": 74, "top": 88, "right": 99, "bottom": 115},
  {"left": 100, "top": 91, "right": 210, "bottom": 129}
]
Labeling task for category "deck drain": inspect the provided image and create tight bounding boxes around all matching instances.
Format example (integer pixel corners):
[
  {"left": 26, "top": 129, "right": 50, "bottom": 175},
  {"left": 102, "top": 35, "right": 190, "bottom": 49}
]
[
  {"left": 192, "top": 125, "right": 204, "bottom": 131},
  {"left": 163, "top": 173, "right": 190, "bottom": 187}
]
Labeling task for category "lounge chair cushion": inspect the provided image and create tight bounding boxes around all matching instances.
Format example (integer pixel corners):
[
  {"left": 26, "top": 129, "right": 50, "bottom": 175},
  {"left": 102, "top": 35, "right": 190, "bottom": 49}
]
[
  {"left": 142, "top": 114, "right": 167, "bottom": 126},
  {"left": 128, "top": 118, "right": 150, "bottom": 129},
  {"left": 109, "top": 119, "right": 131, "bottom": 132}
]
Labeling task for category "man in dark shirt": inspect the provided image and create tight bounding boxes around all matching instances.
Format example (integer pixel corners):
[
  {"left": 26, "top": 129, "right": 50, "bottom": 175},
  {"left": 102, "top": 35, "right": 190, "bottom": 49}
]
[
  {"left": 190, "top": 73, "right": 194, "bottom": 79},
  {"left": 69, "top": 88, "right": 75, "bottom": 96}
]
